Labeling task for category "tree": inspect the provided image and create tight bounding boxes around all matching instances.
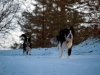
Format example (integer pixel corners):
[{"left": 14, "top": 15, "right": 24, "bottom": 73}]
[{"left": 0, "top": 0, "right": 20, "bottom": 49}]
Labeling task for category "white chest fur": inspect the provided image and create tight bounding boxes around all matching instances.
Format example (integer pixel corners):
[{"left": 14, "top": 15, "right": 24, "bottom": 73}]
[
  {"left": 62, "top": 41, "right": 72, "bottom": 50},
  {"left": 26, "top": 47, "right": 31, "bottom": 51},
  {"left": 66, "top": 41, "right": 72, "bottom": 49}
]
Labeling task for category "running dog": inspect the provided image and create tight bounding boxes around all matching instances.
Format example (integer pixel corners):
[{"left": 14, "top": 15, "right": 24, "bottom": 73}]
[
  {"left": 50, "top": 27, "right": 74, "bottom": 58},
  {"left": 20, "top": 34, "right": 32, "bottom": 55}
]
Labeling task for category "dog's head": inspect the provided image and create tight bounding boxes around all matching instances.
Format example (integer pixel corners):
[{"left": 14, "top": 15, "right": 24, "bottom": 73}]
[
  {"left": 20, "top": 34, "right": 31, "bottom": 47},
  {"left": 50, "top": 26, "right": 74, "bottom": 45},
  {"left": 58, "top": 26, "right": 74, "bottom": 40},
  {"left": 64, "top": 27, "right": 74, "bottom": 42},
  {"left": 20, "top": 34, "right": 27, "bottom": 40}
]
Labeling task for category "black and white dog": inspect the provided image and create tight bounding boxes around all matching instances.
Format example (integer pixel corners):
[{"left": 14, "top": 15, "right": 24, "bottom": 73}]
[
  {"left": 50, "top": 27, "right": 74, "bottom": 58},
  {"left": 20, "top": 34, "right": 32, "bottom": 55}
]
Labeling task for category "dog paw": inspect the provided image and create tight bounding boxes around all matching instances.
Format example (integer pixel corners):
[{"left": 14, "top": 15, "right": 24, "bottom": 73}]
[
  {"left": 57, "top": 48, "right": 59, "bottom": 50},
  {"left": 29, "top": 54, "right": 31, "bottom": 55},
  {"left": 60, "top": 56, "right": 64, "bottom": 58},
  {"left": 68, "top": 56, "right": 70, "bottom": 59}
]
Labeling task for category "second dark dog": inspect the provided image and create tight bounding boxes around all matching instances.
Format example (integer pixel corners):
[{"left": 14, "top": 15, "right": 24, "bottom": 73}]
[{"left": 20, "top": 34, "right": 32, "bottom": 55}]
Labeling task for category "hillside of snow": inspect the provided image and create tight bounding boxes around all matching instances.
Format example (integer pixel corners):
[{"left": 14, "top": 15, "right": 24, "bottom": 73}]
[
  {"left": 72, "top": 37, "right": 100, "bottom": 55},
  {"left": 0, "top": 38, "right": 100, "bottom": 75}
]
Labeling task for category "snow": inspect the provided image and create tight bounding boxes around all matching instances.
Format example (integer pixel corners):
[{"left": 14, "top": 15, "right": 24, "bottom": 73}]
[
  {"left": 0, "top": 38, "right": 100, "bottom": 75},
  {"left": 73, "top": 38, "right": 100, "bottom": 55}
]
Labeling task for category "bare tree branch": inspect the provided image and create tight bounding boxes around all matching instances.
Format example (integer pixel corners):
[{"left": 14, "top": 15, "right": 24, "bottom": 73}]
[{"left": 0, "top": 0, "right": 20, "bottom": 49}]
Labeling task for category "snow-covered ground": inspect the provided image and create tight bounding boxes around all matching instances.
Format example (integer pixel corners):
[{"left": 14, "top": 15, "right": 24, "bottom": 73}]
[{"left": 0, "top": 38, "right": 100, "bottom": 75}]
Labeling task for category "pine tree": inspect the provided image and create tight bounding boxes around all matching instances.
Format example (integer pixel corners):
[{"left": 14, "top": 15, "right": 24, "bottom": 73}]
[{"left": 18, "top": 0, "right": 100, "bottom": 48}]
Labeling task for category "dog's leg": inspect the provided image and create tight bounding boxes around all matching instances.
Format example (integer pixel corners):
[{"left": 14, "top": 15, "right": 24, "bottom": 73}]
[
  {"left": 26, "top": 50, "right": 28, "bottom": 55},
  {"left": 57, "top": 42, "right": 60, "bottom": 50},
  {"left": 29, "top": 49, "right": 31, "bottom": 55},
  {"left": 26, "top": 47, "right": 31, "bottom": 55},
  {"left": 60, "top": 49, "right": 64, "bottom": 58},
  {"left": 26, "top": 48, "right": 28, "bottom": 55},
  {"left": 23, "top": 50, "right": 25, "bottom": 55},
  {"left": 68, "top": 48, "right": 72, "bottom": 58}
]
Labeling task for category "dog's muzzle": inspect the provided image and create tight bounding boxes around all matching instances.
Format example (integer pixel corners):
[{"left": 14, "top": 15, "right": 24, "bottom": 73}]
[{"left": 69, "top": 34, "right": 72, "bottom": 39}]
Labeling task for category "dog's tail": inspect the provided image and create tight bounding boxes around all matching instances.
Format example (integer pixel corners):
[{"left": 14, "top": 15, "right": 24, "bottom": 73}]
[{"left": 50, "top": 37, "right": 58, "bottom": 45}]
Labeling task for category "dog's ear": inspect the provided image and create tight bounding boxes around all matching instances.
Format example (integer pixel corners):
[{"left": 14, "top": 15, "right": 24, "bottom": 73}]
[
  {"left": 20, "top": 34, "right": 27, "bottom": 39},
  {"left": 70, "top": 26, "right": 73, "bottom": 30},
  {"left": 20, "top": 34, "right": 25, "bottom": 37},
  {"left": 70, "top": 26, "right": 74, "bottom": 36},
  {"left": 29, "top": 36, "right": 31, "bottom": 39},
  {"left": 28, "top": 36, "right": 31, "bottom": 41}
]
